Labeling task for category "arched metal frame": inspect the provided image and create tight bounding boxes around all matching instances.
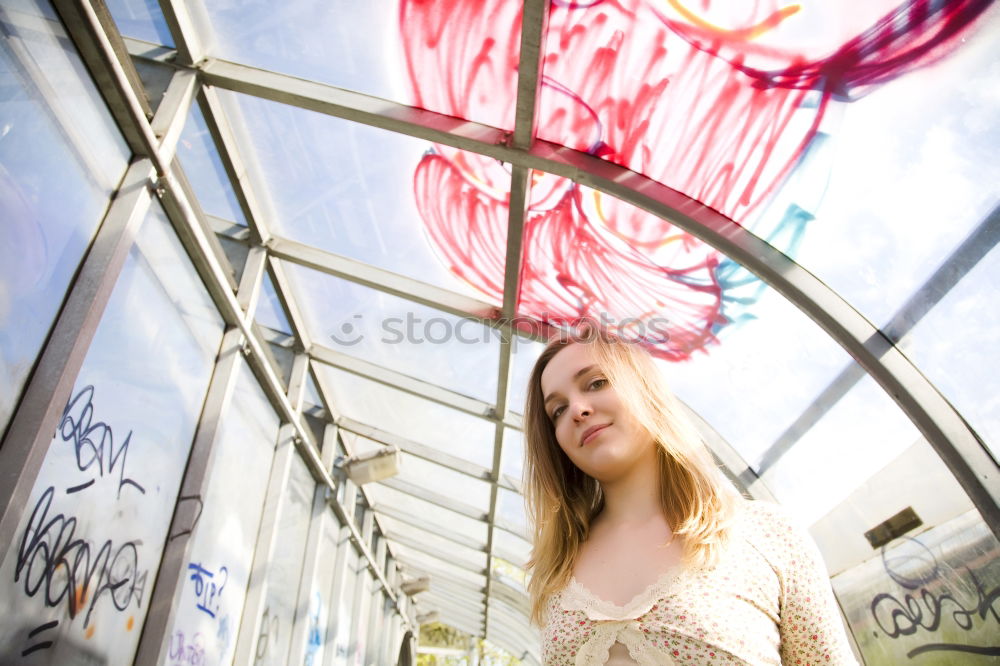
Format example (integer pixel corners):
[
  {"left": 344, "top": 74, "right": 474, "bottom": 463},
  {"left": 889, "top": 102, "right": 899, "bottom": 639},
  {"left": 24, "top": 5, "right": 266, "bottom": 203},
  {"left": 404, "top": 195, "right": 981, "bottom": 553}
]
[
  {"left": 1, "top": 0, "right": 996, "bottom": 661},
  {"left": 154, "top": 3, "right": 1000, "bottom": 534}
]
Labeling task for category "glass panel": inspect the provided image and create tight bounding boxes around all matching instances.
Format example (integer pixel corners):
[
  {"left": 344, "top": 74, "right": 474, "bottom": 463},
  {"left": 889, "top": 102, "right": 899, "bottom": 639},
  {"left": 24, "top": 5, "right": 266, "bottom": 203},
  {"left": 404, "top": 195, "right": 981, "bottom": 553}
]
[
  {"left": 394, "top": 545, "right": 487, "bottom": 589},
  {"left": 781, "top": 12, "right": 1000, "bottom": 326},
  {"left": 365, "top": 485, "right": 487, "bottom": 544},
  {"left": 658, "top": 286, "right": 853, "bottom": 468},
  {"left": 349, "top": 570, "right": 372, "bottom": 666},
  {"left": 904, "top": 240, "right": 1000, "bottom": 460},
  {"left": 256, "top": 271, "right": 293, "bottom": 335},
  {"left": 503, "top": 173, "right": 856, "bottom": 469},
  {"left": 423, "top": 592, "right": 485, "bottom": 623},
  {"left": 283, "top": 263, "right": 499, "bottom": 402},
  {"left": 307, "top": 510, "right": 341, "bottom": 666},
  {"left": 105, "top": 0, "right": 173, "bottom": 46},
  {"left": 534, "top": 1, "right": 995, "bottom": 228},
  {"left": 499, "top": 428, "right": 524, "bottom": 489},
  {"left": 763, "top": 373, "right": 920, "bottom": 526},
  {"left": 832, "top": 509, "right": 998, "bottom": 662},
  {"left": 489, "top": 598, "right": 532, "bottom": 631},
  {"left": 252, "top": 453, "right": 314, "bottom": 665},
  {"left": 200, "top": 0, "right": 517, "bottom": 129},
  {"left": 315, "top": 365, "right": 495, "bottom": 467},
  {"left": 165, "top": 360, "right": 280, "bottom": 664},
  {"left": 330, "top": 537, "right": 359, "bottom": 663},
  {"left": 508, "top": 337, "right": 545, "bottom": 415},
  {"left": 493, "top": 531, "right": 531, "bottom": 571},
  {"left": 496, "top": 488, "right": 528, "bottom": 539},
  {"left": 346, "top": 432, "right": 492, "bottom": 512},
  {"left": 376, "top": 516, "right": 487, "bottom": 572},
  {"left": 221, "top": 90, "right": 505, "bottom": 298},
  {"left": 0, "top": 202, "right": 224, "bottom": 662},
  {"left": 303, "top": 369, "right": 324, "bottom": 417},
  {"left": 175, "top": 100, "right": 248, "bottom": 226},
  {"left": 1, "top": 0, "right": 130, "bottom": 430}
]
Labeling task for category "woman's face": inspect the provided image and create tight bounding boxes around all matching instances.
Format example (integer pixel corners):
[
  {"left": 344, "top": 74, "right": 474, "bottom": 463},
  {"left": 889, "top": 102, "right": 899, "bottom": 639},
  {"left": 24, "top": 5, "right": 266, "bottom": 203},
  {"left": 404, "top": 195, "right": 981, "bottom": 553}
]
[{"left": 539, "top": 342, "right": 655, "bottom": 483}]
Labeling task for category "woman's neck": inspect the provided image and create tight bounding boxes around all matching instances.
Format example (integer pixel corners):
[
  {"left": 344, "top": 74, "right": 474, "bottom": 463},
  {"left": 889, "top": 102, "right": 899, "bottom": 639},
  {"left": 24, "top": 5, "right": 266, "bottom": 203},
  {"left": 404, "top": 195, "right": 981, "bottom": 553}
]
[{"left": 595, "top": 444, "right": 666, "bottom": 528}]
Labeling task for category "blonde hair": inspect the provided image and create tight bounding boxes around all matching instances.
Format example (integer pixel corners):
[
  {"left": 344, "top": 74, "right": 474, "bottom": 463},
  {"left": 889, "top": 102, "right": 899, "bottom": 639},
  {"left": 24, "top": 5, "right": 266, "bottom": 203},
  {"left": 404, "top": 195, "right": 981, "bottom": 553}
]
[{"left": 522, "top": 329, "right": 737, "bottom": 625}]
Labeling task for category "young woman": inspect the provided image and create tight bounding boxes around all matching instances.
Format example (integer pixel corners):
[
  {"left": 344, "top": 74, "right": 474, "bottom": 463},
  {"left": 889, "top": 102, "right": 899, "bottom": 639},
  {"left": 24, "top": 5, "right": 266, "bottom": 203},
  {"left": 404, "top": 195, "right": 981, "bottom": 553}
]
[{"left": 523, "top": 329, "right": 858, "bottom": 665}]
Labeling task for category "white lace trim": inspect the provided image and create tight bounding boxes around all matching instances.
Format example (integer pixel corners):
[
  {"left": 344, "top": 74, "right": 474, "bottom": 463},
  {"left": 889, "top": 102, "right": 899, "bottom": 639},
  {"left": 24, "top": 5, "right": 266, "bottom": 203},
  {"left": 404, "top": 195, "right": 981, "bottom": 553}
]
[
  {"left": 560, "top": 567, "right": 689, "bottom": 621},
  {"left": 573, "top": 621, "right": 678, "bottom": 666}
]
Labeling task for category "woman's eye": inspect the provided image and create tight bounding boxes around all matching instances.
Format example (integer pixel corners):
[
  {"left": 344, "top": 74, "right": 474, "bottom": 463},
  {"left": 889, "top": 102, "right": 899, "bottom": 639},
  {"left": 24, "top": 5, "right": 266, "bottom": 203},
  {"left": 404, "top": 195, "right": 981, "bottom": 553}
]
[
  {"left": 550, "top": 405, "right": 565, "bottom": 420},
  {"left": 588, "top": 378, "right": 607, "bottom": 390}
]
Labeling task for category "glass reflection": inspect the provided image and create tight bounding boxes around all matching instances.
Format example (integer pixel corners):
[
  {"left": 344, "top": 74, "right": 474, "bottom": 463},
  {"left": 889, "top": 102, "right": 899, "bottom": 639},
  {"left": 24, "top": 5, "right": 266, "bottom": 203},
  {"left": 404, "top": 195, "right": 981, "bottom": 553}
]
[
  {"left": 500, "top": 428, "right": 524, "bottom": 489},
  {"left": 105, "top": 0, "right": 173, "bottom": 46},
  {"left": 0, "top": 202, "right": 224, "bottom": 663},
  {"left": 496, "top": 488, "right": 528, "bottom": 539},
  {"left": 344, "top": 430, "right": 492, "bottom": 511},
  {"left": 315, "top": 365, "right": 495, "bottom": 468},
  {"left": 0, "top": 0, "right": 130, "bottom": 431},
  {"left": 284, "top": 262, "right": 499, "bottom": 403},
  {"left": 164, "top": 360, "right": 279, "bottom": 665},
  {"left": 763, "top": 373, "right": 920, "bottom": 526},
  {"left": 364, "top": 484, "right": 487, "bottom": 543},
  {"left": 221, "top": 91, "right": 500, "bottom": 297},
  {"left": 376, "top": 515, "right": 487, "bottom": 573},
  {"left": 832, "top": 510, "right": 999, "bottom": 663},
  {"left": 256, "top": 271, "right": 293, "bottom": 335},
  {"left": 905, "top": 238, "right": 1000, "bottom": 461},
  {"left": 253, "top": 453, "right": 314, "bottom": 665},
  {"left": 175, "top": 101, "right": 248, "bottom": 226}
]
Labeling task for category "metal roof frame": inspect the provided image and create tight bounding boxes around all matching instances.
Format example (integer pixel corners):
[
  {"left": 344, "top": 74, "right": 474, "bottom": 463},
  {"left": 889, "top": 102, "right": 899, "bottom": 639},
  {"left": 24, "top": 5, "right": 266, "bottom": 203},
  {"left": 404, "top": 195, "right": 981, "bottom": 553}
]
[{"left": 15, "top": 0, "right": 995, "bottom": 658}]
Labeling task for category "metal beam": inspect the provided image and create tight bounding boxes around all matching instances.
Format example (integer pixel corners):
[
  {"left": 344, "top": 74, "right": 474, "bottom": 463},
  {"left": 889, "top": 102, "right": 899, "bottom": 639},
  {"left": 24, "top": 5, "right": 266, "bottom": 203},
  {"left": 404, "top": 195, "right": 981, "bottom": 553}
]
[
  {"left": 198, "top": 57, "right": 512, "bottom": 160},
  {"left": 54, "top": 0, "right": 163, "bottom": 172},
  {"left": 74, "top": 7, "right": 414, "bottom": 634},
  {"left": 511, "top": 0, "right": 549, "bottom": 151},
  {"left": 134, "top": 328, "right": 244, "bottom": 664},
  {"left": 490, "top": 581, "right": 531, "bottom": 617},
  {"left": 267, "top": 235, "right": 500, "bottom": 322},
  {"left": 198, "top": 85, "right": 275, "bottom": 246},
  {"left": 753, "top": 202, "right": 1000, "bottom": 478},
  {"left": 156, "top": 0, "right": 206, "bottom": 66}
]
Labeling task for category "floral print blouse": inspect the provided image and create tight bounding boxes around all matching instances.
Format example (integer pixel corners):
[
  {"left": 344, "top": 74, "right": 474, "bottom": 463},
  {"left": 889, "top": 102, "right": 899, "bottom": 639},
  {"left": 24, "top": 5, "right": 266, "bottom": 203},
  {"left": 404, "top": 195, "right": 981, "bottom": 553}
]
[{"left": 541, "top": 501, "right": 858, "bottom": 665}]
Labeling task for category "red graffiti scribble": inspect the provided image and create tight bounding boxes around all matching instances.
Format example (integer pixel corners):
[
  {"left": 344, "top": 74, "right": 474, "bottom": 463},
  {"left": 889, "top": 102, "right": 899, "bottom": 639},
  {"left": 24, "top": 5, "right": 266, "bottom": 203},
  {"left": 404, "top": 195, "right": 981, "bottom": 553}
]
[{"left": 400, "top": 0, "right": 992, "bottom": 360}]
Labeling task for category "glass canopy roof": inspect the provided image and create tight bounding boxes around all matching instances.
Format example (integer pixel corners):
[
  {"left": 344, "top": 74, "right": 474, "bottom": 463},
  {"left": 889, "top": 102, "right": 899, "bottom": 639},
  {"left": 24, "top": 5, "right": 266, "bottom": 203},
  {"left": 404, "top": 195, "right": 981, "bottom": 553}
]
[{"left": 24, "top": 0, "right": 999, "bottom": 660}]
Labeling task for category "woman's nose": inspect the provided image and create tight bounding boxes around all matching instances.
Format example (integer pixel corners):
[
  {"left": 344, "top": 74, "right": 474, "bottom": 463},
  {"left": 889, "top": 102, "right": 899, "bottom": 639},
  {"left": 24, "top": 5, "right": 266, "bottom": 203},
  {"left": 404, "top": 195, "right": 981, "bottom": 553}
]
[{"left": 570, "top": 399, "right": 592, "bottom": 420}]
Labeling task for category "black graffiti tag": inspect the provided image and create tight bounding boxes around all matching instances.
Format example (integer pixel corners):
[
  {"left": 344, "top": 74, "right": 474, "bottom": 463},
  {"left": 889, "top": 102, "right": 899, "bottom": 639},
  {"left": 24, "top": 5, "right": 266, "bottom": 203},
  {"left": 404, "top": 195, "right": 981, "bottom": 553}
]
[
  {"left": 869, "top": 537, "right": 1000, "bottom": 658},
  {"left": 59, "top": 385, "right": 145, "bottom": 497},
  {"left": 15, "top": 486, "right": 148, "bottom": 628}
]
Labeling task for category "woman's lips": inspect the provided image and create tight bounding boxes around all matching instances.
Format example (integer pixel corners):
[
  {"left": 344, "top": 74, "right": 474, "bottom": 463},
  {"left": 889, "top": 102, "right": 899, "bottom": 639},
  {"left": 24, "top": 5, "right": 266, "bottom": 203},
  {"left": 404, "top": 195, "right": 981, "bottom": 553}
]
[{"left": 580, "top": 424, "right": 611, "bottom": 447}]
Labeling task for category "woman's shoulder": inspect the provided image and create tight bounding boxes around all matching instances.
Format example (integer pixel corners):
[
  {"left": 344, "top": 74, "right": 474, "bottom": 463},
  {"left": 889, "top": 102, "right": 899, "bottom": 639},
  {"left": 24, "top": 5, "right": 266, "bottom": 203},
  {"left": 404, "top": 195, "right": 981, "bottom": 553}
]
[
  {"left": 731, "top": 499, "right": 822, "bottom": 568},
  {"left": 733, "top": 498, "right": 798, "bottom": 530}
]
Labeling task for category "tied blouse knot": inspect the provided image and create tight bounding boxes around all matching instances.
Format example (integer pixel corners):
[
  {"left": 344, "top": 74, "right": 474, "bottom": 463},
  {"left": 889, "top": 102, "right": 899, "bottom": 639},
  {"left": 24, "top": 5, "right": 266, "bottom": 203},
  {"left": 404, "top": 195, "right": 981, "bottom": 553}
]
[{"left": 541, "top": 501, "right": 859, "bottom": 665}]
